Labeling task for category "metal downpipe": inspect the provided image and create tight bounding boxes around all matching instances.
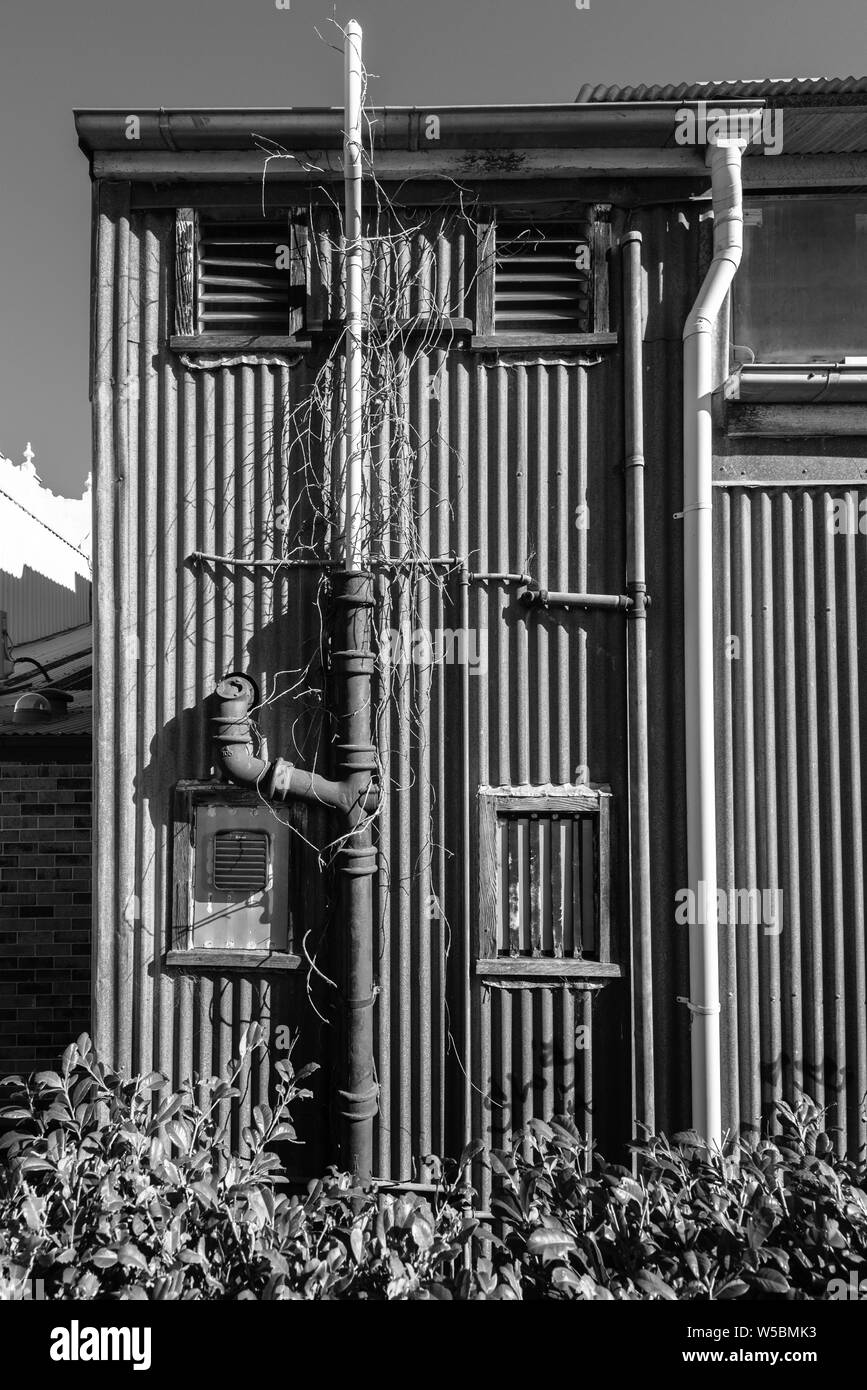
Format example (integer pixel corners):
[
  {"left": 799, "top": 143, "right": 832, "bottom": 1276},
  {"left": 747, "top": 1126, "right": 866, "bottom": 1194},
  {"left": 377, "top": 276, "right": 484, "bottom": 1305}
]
[
  {"left": 622, "top": 231, "right": 655, "bottom": 1137},
  {"left": 682, "top": 138, "right": 744, "bottom": 1147}
]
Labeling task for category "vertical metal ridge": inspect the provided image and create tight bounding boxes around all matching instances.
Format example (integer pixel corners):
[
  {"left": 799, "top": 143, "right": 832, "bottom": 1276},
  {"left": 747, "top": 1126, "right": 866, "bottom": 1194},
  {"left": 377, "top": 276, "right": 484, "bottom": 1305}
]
[
  {"left": 575, "top": 368, "right": 588, "bottom": 775},
  {"left": 115, "top": 201, "right": 137, "bottom": 1079},
  {"left": 496, "top": 366, "right": 510, "bottom": 784},
  {"left": 715, "top": 488, "right": 739, "bottom": 1133},
  {"left": 414, "top": 355, "right": 433, "bottom": 1174},
  {"left": 92, "top": 182, "right": 121, "bottom": 1065},
  {"left": 454, "top": 354, "right": 471, "bottom": 1153},
  {"left": 395, "top": 346, "right": 412, "bottom": 1179},
  {"left": 777, "top": 490, "right": 804, "bottom": 1109},
  {"left": 535, "top": 366, "right": 551, "bottom": 785},
  {"left": 373, "top": 358, "right": 393, "bottom": 1177},
  {"left": 151, "top": 214, "right": 175, "bottom": 1083},
  {"left": 756, "top": 491, "right": 782, "bottom": 1124},
  {"left": 138, "top": 214, "right": 160, "bottom": 1079},
  {"left": 819, "top": 492, "right": 847, "bottom": 1145},
  {"left": 515, "top": 370, "right": 529, "bottom": 786},
  {"left": 555, "top": 367, "right": 570, "bottom": 783},
  {"left": 733, "top": 490, "right": 760, "bottom": 1134},
  {"left": 799, "top": 493, "right": 825, "bottom": 1108},
  {"left": 843, "top": 496, "right": 867, "bottom": 1155}
]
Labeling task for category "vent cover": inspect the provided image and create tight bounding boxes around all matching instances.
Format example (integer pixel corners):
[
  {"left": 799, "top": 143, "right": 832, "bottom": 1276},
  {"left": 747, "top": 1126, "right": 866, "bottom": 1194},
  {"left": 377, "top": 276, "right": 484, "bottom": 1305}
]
[
  {"left": 196, "top": 219, "right": 304, "bottom": 334},
  {"left": 494, "top": 222, "right": 593, "bottom": 334},
  {"left": 212, "top": 830, "right": 269, "bottom": 894}
]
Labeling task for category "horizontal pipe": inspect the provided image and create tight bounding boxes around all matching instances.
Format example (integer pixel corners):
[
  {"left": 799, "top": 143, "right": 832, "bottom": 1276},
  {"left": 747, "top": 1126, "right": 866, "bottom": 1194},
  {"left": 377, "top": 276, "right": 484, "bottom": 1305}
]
[{"left": 519, "top": 584, "right": 635, "bottom": 611}]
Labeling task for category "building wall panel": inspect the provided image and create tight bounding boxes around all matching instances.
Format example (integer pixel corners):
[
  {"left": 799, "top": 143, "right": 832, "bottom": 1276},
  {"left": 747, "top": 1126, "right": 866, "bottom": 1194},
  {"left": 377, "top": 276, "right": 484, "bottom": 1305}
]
[{"left": 92, "top": 192, "right": 632, "bottom": 1177}]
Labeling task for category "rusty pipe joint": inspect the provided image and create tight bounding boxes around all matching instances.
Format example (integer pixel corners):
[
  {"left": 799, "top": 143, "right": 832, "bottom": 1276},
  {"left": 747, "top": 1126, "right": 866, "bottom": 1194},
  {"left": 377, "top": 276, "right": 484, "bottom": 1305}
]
[{"left": 211, "top": 672, "right": 378, "bottom": 821}]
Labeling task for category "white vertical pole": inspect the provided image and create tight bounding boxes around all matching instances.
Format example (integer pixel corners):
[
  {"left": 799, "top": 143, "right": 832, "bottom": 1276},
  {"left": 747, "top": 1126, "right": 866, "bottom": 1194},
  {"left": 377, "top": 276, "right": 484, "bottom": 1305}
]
[{"left": 343, "top": 20, "right": 364, "bottom": 568}]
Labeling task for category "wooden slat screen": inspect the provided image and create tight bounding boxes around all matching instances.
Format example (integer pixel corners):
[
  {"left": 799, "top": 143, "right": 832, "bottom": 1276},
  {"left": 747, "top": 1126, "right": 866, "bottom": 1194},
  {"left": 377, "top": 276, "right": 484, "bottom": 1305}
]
[
  {"left": 195, "top": 217, "right": 306, "bottom": 335},
  {"left": 494, "top": 221, "right": 594, "bottom": 335},
  {"left": 497, "top": 809, "right": 597, "bottom": 959}
]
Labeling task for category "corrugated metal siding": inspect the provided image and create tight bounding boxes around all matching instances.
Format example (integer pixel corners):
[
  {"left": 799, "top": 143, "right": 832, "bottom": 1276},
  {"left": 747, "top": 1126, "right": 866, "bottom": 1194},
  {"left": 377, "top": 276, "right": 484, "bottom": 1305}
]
[
  {"left": 0, "top": 567, "right": 90, "bottom": 646},
  {"left": 92, "top": 190, "right": 632, "bottom": 1179},
  {"left": 636, "top": 201, "right": 867, "bottom": 1156},
  {"left": 714, "top": 486, "right": 867, "bottom": 1155},
  {"left": 92, "top": 183, "right": 867, "bottom": 1172}
]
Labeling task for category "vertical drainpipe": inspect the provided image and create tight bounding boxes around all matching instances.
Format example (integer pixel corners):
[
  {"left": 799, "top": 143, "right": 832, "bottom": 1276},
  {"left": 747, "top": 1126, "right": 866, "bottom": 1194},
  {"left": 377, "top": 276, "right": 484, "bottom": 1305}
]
[
  {"left": 622, "top": 232, "right": 655, "bottom": 1137},
  {"left": 335, "top": 19, "right": 379, "bottom": 1178},
  {"left": 682, "top": 135, "right": 745, "bottom": 1147}
]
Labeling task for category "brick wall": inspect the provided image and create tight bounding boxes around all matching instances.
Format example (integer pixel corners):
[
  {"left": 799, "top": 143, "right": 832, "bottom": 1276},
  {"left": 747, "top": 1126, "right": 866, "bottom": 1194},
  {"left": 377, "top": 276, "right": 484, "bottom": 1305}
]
[{"left": 0, "top": 759, "right": 92, "bottom": 1076}]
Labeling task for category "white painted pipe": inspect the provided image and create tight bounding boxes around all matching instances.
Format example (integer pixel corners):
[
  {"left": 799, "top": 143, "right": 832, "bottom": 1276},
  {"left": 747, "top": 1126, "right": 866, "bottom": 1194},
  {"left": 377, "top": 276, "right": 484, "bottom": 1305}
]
[
  {"left": 343, "top": 19, "right": 364, "bottom": 568},
  {"left": 682, "top": 136, "right": 744, "bottom": 1147}
]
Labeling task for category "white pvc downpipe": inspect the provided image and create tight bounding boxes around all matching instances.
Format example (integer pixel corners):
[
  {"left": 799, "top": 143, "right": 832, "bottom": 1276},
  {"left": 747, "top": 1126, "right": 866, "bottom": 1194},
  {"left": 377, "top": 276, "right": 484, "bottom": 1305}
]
[
  {"left": 343, "top": 19, "right": 365, "bottom": 569},
  {"left": 682, "top": 135, "right": 745, "bottom": 1148}
]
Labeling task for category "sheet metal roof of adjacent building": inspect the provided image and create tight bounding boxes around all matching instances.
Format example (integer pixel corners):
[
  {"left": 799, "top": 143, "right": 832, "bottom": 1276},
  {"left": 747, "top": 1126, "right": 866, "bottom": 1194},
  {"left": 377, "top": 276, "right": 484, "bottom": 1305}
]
[
  {"left": 0, "top": 623, "right": 92, "bottom": 741},
  {"left": 575, "top": 77, "right": 867, "bottom": 103},
  {"left": 575, "top": 78, "right": 867, "bottom": 155}
]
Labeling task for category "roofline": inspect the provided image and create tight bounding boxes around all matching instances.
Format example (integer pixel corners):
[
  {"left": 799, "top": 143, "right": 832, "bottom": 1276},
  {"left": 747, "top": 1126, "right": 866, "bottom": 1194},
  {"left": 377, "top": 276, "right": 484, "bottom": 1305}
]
[{"left": 74, "top": 100, "right": 767, "bottom": 159}]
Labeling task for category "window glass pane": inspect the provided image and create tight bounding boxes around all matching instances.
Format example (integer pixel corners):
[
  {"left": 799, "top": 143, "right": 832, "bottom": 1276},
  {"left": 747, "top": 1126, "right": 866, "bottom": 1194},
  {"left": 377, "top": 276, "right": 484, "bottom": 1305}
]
[{"left": 734, "top": 196, "right": 867, "bottom": 362}]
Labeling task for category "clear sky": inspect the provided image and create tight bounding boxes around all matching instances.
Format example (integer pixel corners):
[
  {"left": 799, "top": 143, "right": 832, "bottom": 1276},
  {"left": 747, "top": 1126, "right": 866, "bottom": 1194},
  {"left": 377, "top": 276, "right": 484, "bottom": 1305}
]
[{"left": 1, "top": 0, "right": 866, "bottom": 492}]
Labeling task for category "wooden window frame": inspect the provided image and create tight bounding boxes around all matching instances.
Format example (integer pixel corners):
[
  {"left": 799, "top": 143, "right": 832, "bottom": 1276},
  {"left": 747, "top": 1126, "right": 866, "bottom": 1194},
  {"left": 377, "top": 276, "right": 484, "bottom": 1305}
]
[
  {"left": 471, "top": 207, "right": 616, "bottom": 351},
  {"left": 170, "top": 208, "right": 314, "bottom": 353},
  {"left": 475, "top": 783, "right": 619, "bottom": 980}
]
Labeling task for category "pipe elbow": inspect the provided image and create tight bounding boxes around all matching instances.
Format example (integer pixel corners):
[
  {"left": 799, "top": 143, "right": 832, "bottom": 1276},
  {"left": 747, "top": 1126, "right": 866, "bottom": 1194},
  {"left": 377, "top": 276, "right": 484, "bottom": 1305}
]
[{"left": 216, "top": 741, "right": 270, "bottom": 787}]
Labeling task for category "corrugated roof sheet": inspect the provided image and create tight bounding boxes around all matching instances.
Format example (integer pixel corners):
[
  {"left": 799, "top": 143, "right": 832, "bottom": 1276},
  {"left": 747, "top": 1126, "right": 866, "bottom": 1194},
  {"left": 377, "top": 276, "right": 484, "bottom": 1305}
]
[
  {"left": 575, "top": 77, "right": 867, "bottom": 103},
  {"left": 0, "top": 623, "right": 92, "bottom": 738}
]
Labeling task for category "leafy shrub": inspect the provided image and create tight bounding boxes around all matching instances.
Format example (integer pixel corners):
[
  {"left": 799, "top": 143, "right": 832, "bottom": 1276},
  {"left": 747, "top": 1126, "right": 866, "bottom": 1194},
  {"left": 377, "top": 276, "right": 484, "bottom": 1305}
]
[
  {"left": 1, "top": 1035, "right": 866, "bottom": 1299},
  {"left": 482, "top": 1105, "right": 867, "bottom": 1300}
]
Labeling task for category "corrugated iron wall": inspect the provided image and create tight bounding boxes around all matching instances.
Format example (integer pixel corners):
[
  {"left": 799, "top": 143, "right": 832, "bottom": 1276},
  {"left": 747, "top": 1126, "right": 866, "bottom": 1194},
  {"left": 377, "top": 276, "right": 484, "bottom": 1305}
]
[
  {"left": 638, "top": 201, "right": 867, "bottom": 1156},
  {"left": 714, "top": 484, "right": 867, "bottom": 1155},
  {"left": 91, "top": 183, "right": 867, "bottom": 1173},
  {"left": 0, "top": 565, "right": 91, "bottom": 645},
  {"left": 91, "top": 185, "right": 632, "bottom": 1180}
]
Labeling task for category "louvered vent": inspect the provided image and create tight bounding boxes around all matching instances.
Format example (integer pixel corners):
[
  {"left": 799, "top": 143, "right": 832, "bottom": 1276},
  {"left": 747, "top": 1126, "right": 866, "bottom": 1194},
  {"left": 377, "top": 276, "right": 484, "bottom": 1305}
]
[
  {"left": 494, "top": 222, "right": 593, "bottom": 334},
  {"left": 212, "top": 830, "right": 269, "bottom": 894},
  {"left": 196, "top": 219, "right": 304, "bottom": 334},
  {"left": 497, "top": 811, "right": 596, "bottom": 957}
]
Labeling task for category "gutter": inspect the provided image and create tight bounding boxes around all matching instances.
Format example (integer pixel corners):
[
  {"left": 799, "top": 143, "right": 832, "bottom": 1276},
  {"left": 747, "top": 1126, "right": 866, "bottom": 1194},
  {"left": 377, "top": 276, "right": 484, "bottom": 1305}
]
[
  {"left": 681, "top": 134, "right": 745, "bottom": 1148},
  {"left": 727, "top": 363, "right": 867, "bottom": 403},
  {"left": 74, "top": 101, "right": 754, "bottom": 156}
]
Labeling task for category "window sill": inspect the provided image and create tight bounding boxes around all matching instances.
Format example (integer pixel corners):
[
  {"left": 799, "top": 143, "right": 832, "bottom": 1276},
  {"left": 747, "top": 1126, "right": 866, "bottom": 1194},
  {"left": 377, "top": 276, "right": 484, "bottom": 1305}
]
[
  {"left": 475, "top": 958, "right": 621, "bottom": 980},
  {"left": 170, "top": 334, "right": 313, "bottom": 354},
  {"left": 312, "top": 316, "right": 473, "bottom": 337},
  {"left": 470, "top": 332, "right": 617, "bottom": 352},
  {"left": 165, "top": 949, "right": 301, "bottom": 972}
]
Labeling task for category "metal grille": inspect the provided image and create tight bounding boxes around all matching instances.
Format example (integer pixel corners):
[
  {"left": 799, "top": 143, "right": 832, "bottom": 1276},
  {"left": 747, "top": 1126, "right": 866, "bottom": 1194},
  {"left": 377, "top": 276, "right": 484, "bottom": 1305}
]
[
  {"left": 212, "top": 830, "right": 269, "bottom": 893},
  {"left": 497, "top": 812, "right": 595, "bottom": 957},
  {"left": 494, "top": 222, "right": 593, "bottom": 334},
  {"left": 196, "top": 219, "right": 301, "bottom": 333}
]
